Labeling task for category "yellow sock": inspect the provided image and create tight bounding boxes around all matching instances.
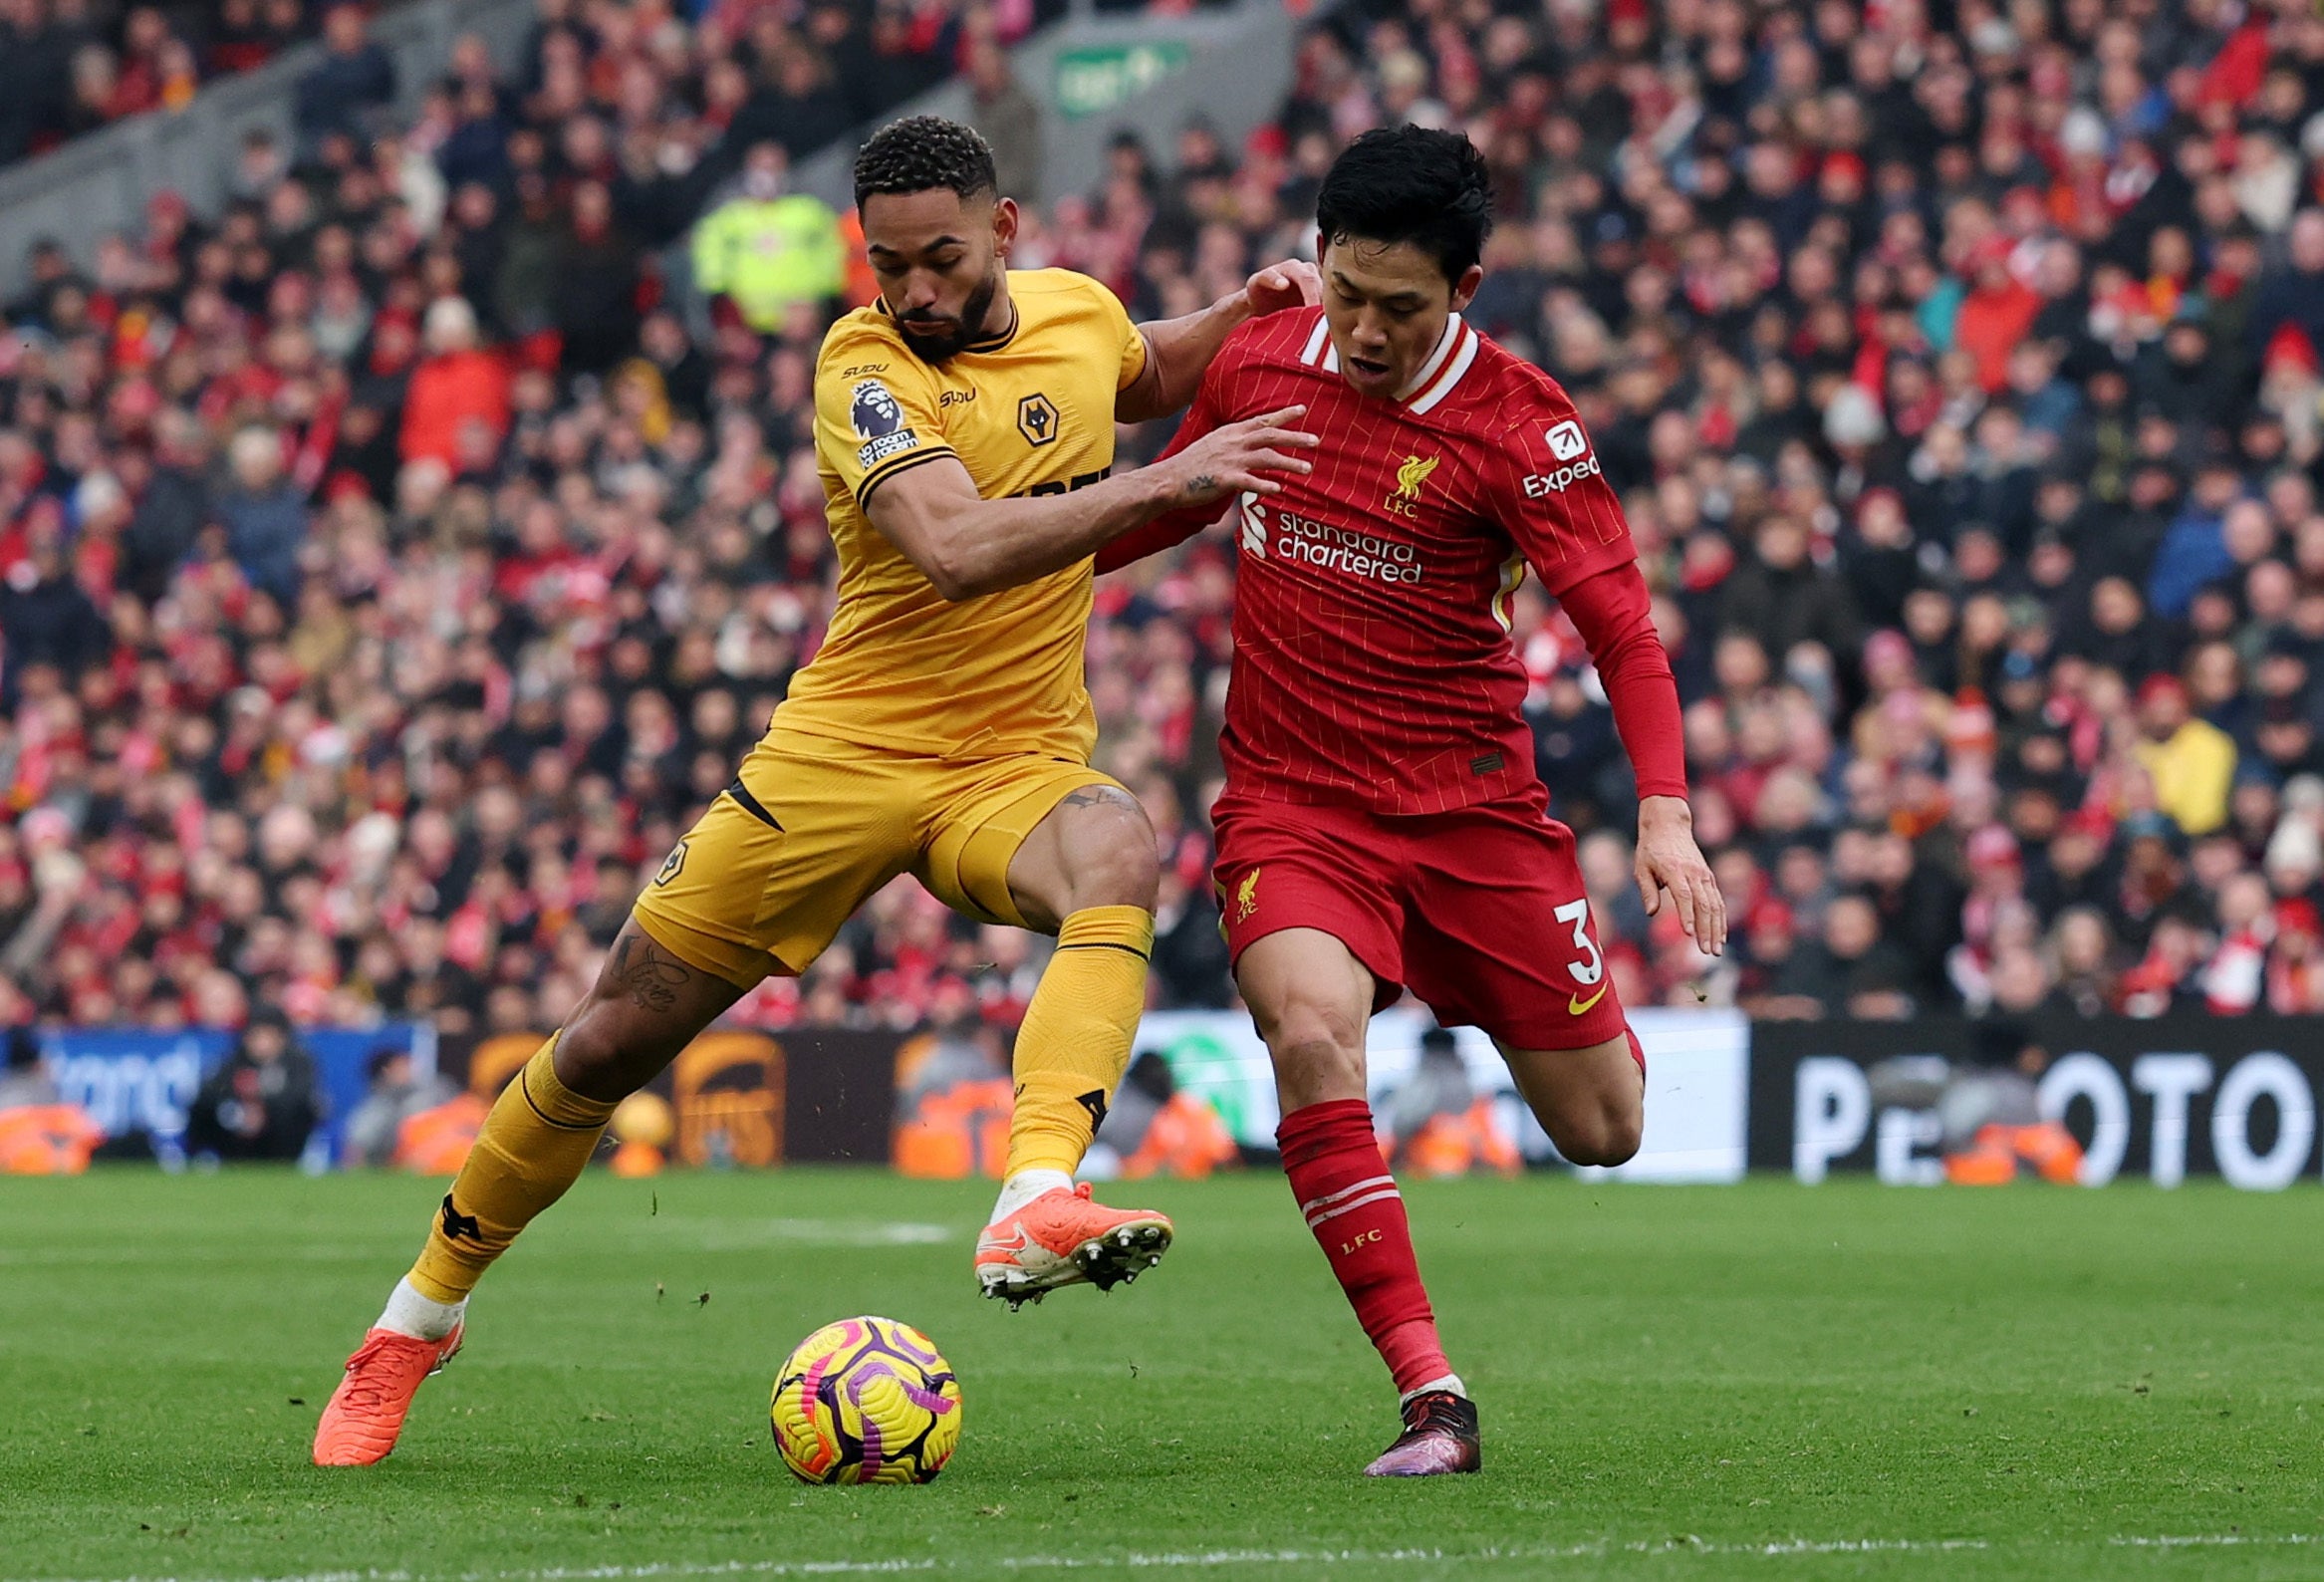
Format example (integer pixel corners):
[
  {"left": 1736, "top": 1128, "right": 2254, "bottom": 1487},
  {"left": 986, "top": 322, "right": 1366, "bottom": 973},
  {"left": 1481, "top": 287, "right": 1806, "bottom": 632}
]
[
  {"left": 406, "top": 1037, "right": 615, "bottom": 1304},
  {"left": 1006, "top": 905, "right": 1155, "bottom": 1178}
]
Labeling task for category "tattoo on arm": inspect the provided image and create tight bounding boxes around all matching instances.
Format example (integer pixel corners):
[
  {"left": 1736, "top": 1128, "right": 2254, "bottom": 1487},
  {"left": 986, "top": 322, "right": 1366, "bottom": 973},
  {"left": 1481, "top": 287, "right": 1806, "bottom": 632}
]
[
  {"left": 1060, "top": 785, "right": 1144, "bottom": 812},
  {"left": 1184, "top": 474, "right": 1216, "bottom": 499},
  {"left": 608, "top": 932, "right": 694, "bottom": 1013}
]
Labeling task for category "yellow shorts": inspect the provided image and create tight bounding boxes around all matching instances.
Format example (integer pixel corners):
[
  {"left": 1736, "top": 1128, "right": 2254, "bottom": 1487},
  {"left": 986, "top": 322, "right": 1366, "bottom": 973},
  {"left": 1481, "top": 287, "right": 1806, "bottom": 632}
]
[{"left": 632, "top": 727, "right": 1123, "bottom": 988}]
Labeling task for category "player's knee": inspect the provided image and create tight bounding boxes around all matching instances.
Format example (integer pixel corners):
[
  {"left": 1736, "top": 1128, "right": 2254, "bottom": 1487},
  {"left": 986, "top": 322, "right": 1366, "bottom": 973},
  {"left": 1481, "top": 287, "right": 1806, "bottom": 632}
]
[
  {"left": 1265, "top": 1004, "right": 1368, "bottom": 1109},
  {"left": 1059, "top": 806, "right": 1160, "bottom": 912},
  {"left": 558, "top": 980, "right": 692, "bottom": 1101},
  {"left": 1259, "top": 994, "right": 1364, "bottom": 1058},
  {"left": 549, "top": 1007, "right": 646, "bottom": 1101},
  {"left": 1273, "top": 1036, "right": 1366, "bottom": 1109},
  {"left": 1554, "top": 1103, "right": 1642, "bottom": 1168},
  {"left": 1074, "top": 843, "right": 1160, "bottom": 912}
]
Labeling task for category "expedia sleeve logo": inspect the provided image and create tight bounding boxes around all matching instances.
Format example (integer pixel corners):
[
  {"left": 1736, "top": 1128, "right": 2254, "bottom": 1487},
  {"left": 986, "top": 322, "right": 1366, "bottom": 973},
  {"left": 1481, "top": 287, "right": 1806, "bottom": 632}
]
[
  {"left": 1522, "top": 418, "right": 1602, "bottom": 498},
  {"left": 850, "top": 379, "right": 920, "bottom": 468}
]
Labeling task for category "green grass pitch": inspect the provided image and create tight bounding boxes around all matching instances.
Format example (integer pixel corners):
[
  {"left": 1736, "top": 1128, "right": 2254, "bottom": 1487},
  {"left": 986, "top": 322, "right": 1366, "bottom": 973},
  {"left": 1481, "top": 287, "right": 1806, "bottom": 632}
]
[{"left": 4, "top": 1169, "right": 2323, "bottom": 1581}]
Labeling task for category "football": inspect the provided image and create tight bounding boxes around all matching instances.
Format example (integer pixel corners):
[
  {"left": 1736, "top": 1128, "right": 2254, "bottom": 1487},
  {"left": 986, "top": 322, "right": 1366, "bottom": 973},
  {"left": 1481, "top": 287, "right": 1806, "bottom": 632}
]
[{"left": 769, "top": 1316, "right": 962, "bottom": 1485}]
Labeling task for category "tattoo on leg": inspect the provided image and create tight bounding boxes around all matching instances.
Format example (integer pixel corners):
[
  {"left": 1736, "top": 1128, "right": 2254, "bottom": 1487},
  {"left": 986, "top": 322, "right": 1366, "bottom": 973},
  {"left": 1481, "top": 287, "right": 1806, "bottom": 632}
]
[
  {"left": 1061, "top": 785, "right": 1142, "bottom": 812},
  {"left": 609, "top": 933, "right": 693, "bottom": 1013}
]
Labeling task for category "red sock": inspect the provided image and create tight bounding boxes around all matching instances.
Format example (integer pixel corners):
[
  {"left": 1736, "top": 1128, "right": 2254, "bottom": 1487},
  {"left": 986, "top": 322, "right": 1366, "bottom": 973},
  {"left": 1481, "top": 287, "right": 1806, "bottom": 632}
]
[{"left": 1277, "top": 1099, "right": 1453, "bottom": 1397}]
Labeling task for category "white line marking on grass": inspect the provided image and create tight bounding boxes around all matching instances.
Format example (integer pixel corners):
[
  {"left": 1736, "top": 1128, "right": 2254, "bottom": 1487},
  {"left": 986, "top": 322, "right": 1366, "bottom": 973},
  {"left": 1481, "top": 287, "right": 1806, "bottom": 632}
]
[
  {"left": 0, "top": 1220, "right": 956, "bottom": 1268},
  {"left": 28, "top": 1534, "right": 2324, "bottom": 1582},
  {"left": 0, "top": 1244, "right": 404, "bottom": 1267},
  {"left": 616, "top": 1218, "right": 953, "bottom": 1251}
]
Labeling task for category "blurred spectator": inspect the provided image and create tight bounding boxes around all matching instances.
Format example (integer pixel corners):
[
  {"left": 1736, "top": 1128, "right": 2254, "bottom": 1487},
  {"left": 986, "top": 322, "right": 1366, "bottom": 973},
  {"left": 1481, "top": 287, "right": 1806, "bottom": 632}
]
[
  {"left": 1151, "top": 871, "right": 1232, "bottom": 1008},
  {"left": 215, "top": 425, "right": 308, "bottom": 606},
  {"left": 0, "top": 0, "right": 208, "bottom": 165},
  {"left": 0, "top": 1026, "right": 58, "bottom": 1109},
  {"left": 400, "top": 296, "right": 511, "bottom": 471},
  {"left": 690, "top": 143, "right": 847, "bottom": 337},
  {"left": 1779, "top": 896, "right": 1918, "bottom": 1021},
  {"left": 892, "top": 1014, "right": 1012, "bottom": 1179},
  {"left": 2134, "top": 675, "right": 2236, "bottom": 838},
  {"left": 184, "top": 1009, "right": 324, "bottom": 1162},
  {"left": 1, "top": 531, "right": 109, "bottom": 692},
  {"left": 966, "top": 40, "right": 1042, "bottom": 200},
  {"left": 1380, "top": 1027, "right": 1470, "bottom": 1153},
  {"left": 342, "top": 1044, "right": 454, "bottom": 1167},
  {"left": 210, "top": 0, "right": 303, "bottom": 77},
  {"left": 552, "top": 181, "right": 643, "bottom": 376},
  {"left": 728, "top": 46, "right": 856, "bottom": 162},
  {"left": 1715, "top": 515, "right": 1862, "bottom": 670},
  {"left": 1871, "top": 1024, "right": 2082, "bottom": 1186},
  {"left": 0, "top": 1026, "right": 101, "bottom": 1173},
  {"left": 295, "top": 1, "right": 394, "bottom": 151},
  {"left": 122, "top": 409, "right": 215, "bottom": 603},
  {"left": 1378, "top": 1027, "right": 1517, "bottom": 1177},
  {"left": 1088, "top": 1049, "right": 1237, "bottom": 1180}
]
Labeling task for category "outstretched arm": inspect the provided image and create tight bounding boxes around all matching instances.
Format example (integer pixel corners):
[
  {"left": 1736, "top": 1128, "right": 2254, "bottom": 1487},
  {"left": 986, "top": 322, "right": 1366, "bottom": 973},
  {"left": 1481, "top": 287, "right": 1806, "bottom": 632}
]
[
  {"left": 1479, "top": 395, "right": 1724, "bottom": 953},
  {"left": 1559, "top": 563, "right": 1726, "bottom": 955},
  {"left": 867, "top": 405, "right": 1315, "bottom": 601},
  {"left": 1097, "top": 371, "right": 1239, "bottom": 575},
  {"left": 1095, "top": 499, "right": 1237, "bottom": 575},
  {"left": 1117, "top": 261, "right": 1320, "bottom": 423}
]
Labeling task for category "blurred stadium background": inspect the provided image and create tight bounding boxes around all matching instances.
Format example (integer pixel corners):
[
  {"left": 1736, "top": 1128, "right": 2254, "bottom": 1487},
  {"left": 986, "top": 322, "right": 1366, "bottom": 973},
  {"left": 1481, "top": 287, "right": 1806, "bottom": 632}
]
[{"left": 2, "top": 0, "right": 2322, "bottom": 1193}]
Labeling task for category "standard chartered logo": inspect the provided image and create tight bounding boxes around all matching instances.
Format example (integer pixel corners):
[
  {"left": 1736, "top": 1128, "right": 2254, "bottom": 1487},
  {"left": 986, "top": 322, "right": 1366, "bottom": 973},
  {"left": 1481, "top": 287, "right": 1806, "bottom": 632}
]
[
  {"left": 1260, "top": 503, "right": 1424, "bottom": 585},
  {"left": 1238, "top": 495, "right": 1425, "bottom": 583}
]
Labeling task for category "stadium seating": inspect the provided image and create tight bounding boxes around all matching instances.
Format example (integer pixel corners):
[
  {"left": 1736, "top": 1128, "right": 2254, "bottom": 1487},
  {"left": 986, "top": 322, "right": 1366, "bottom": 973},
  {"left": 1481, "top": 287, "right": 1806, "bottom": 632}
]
[
  {"left": 4, "top": 0, "right": 2324, "bottom": 1043},
  {"left": 0, "top": 0, "right": 292, "bottom": 169}
]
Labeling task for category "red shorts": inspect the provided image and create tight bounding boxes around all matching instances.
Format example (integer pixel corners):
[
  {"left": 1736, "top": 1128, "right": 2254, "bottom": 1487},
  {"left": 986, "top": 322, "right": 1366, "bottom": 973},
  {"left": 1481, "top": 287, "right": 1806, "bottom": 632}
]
[{"left": 1211, "top": 789, "right": 1627, "bottom": 1051}]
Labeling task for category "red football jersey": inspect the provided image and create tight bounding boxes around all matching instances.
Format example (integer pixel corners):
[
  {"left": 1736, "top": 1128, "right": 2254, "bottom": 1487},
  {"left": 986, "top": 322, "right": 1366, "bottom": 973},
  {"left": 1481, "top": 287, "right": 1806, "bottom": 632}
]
[{"left": 1127, "top": 307, "right": 1639, "bottom": 815}]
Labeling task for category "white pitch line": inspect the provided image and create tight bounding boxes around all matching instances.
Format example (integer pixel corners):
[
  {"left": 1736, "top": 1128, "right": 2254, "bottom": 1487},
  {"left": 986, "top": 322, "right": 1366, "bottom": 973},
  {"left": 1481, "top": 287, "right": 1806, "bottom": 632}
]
[
  {"left": 615, "top": 1218, "right": 954, "bottom": 1251},
  {"left": 23, "top": 1534, "right": 2324, "bottom": 1582}
]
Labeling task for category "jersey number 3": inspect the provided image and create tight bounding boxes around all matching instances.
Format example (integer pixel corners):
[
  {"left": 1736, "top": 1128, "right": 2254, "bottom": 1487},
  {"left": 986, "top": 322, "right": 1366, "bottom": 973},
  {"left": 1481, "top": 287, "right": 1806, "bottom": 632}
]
[{"left": 1553, "top": 899, "right": 1604, "bottom": 987}]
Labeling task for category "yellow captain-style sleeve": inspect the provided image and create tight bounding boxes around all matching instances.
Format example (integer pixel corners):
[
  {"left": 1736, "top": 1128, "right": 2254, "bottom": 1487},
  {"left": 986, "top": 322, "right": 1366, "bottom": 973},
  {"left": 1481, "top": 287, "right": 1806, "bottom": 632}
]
[
  {"left": 1095, "top": 279, "right": 1149, "bottom": 394},
  {"left": 813, "top": 319, "right": 957, "bottom": 506}
]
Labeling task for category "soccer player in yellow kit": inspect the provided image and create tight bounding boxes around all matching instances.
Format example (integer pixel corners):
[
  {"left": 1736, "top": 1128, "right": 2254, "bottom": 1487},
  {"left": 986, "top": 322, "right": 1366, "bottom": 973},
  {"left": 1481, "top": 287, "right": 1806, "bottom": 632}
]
[{"left": 313, "top": 116, "right": 1319, "bottom": 1465}]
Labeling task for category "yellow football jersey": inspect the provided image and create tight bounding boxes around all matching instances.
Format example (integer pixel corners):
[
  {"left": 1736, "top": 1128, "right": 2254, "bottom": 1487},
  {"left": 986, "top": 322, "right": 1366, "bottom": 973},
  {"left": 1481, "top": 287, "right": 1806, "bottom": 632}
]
[{"left": 778, "top": 268, "right": 1149, "bottom": 759}]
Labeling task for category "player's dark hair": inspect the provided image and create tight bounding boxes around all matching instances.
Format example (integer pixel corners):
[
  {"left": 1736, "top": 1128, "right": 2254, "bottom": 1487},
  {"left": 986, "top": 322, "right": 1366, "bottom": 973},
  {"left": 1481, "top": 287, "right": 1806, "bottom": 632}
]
[
  {"left": 853, "top": 116, "right": 999, "bottom": 209},
  {"left": 1315, "top": 126, "right": 1492, "bottom": 283}
]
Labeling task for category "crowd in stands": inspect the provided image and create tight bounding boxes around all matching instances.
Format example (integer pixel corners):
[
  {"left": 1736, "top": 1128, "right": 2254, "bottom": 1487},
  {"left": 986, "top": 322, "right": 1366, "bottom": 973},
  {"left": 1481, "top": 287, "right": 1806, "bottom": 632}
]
[
  {"left": 0, "top": 0, "right": 1046, "bottom": 173},
  {"left": 11, "top": 0, "right": 2324, "bottom": 1053},
  {"left": 1, "top": 0, "right": 333, "bottom": 166}
]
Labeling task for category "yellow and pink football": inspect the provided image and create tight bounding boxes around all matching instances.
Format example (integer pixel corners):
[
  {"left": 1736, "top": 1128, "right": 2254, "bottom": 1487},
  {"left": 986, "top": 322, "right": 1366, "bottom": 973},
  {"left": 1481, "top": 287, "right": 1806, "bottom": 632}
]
[{"left": 770, "top": 1316, "right": 961, "bottom": 1484}]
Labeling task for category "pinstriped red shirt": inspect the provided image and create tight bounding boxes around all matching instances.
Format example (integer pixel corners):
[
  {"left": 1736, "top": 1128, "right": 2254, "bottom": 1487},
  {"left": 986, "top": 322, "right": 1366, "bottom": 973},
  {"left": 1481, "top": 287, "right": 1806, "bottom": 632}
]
[{"left": 1112, "top": 307, "right": 1639, "bottom": 816}]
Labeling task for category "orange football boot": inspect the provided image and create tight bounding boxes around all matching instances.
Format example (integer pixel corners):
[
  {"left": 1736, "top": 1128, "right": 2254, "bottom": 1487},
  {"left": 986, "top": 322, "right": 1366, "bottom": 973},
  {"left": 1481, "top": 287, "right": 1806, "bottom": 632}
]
[
  {"left": 974, "top": 1183, "right": 1171, "bottom": 1307},
  {"left": 311, "top": 1324, "right": 464, "bottom": 1466}
]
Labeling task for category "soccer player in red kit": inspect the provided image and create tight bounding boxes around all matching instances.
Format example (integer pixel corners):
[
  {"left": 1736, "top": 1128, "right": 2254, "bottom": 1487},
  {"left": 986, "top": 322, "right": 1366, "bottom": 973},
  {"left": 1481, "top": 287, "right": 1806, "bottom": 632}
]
[{"left": 1099, "top": 127, "right": 1727, "bottom": 1475}]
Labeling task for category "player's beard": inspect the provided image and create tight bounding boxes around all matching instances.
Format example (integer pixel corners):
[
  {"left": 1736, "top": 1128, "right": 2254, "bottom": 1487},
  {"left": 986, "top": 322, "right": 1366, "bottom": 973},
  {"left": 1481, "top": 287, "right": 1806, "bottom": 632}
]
[{"left": 897, "top": 269, "right": 1003, "bottom": 365}]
